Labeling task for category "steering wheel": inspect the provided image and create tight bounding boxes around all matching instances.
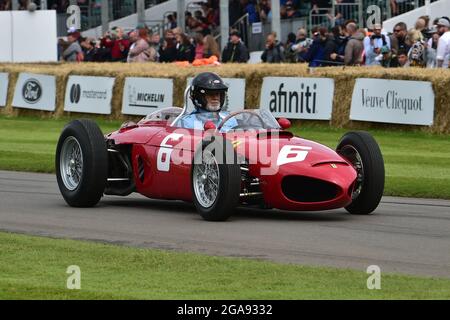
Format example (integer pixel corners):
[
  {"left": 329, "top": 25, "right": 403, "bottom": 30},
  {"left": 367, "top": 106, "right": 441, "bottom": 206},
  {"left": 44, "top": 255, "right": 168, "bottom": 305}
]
[{"left": 217, "top": 110, "right": 266, "bottom": 131}]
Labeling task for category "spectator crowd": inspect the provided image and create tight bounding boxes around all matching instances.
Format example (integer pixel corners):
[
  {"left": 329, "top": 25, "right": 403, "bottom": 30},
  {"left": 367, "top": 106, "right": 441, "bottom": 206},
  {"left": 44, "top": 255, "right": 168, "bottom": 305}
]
[{"left": 58, "top": 10, "right": 450, "bottom": 69}]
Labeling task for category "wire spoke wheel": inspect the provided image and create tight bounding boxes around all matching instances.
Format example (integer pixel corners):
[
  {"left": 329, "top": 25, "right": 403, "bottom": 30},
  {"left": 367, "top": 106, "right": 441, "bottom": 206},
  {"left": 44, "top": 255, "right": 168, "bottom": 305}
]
[
  {"left": 193, "top": 150, "right": 220, "bottom": 208},
  {"left": 337, "top": 131, "right": 384, "bottom": 215},
  {"left": 60, "top": 136, "right": 84, "bottom": 191},
  {"left": 56, "top": 119, "right": 108, "bottom": 207},
  {"left": 339, "top": 145, "right": 364, "bottom": 200},
  {"left": 191, "top": 138, "right": 241, "bottom": 221}
]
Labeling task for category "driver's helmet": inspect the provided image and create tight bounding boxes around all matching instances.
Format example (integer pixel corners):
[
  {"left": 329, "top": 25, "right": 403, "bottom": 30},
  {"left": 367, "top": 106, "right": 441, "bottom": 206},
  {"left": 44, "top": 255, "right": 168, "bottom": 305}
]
[{"left": 190, "top": 72, "right": 228, "bottom": 111}]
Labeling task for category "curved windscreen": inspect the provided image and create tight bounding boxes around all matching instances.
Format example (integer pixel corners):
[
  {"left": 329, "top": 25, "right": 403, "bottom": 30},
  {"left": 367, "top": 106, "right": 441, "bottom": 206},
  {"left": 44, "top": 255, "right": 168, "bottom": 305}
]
[
  {"left": 140, "top": 107, "right": 183, "bottom": 123},
  {"left": 218, "top": 109, "right": 281, "bottom": 132}
]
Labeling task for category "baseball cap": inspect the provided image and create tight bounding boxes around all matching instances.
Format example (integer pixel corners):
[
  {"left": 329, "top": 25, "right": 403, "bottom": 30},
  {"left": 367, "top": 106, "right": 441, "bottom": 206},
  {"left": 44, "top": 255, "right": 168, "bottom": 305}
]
[
  {"left": 67, "top": 26, "right": 77, "bottom": 34},
  {"left": 381, "top": 46, "right": 390, "bottom": 54},
  {"left": 437, "top": 18, "right": 450, "bottom": 27},
  {"left": 229, "top": 30, "right": 241, "bottom": 38},
  {"left": 135, "top": 22, "right": 148, "bottom": 30}
]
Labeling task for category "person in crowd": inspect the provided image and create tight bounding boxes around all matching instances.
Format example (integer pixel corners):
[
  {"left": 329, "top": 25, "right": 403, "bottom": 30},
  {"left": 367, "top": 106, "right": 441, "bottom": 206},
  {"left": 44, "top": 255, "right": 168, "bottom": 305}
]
[
  {"left": 259, "top": 0, "right": 272, "bottom": 23},
  {"left": 364, "top": 23, "right": 391, "bottom": 66},
  {"left": 283, "top": 0, "right": 300, "bottom": 19},
  {"left": 62, "top": 30, "right": 83, "bottom": 62},
  {"left": 241, "top": 0, "right": 260, "bottom": 23},
  {"left": 436, "top": 18, "right": 450, "bottom": 68},
  {"left": 221, "top": 30, "right": 249, "bottom": 63},
  {"left": 194, "top": 33, "right": 205, "bottom": 59},
  {"left": 284, "top": 32, "right": 298, "bottom": 63},
  {"left": 379, "top": 45, "right": 401, "bottom": 68},
  {"left": 150, "top": 32, "right": 162, "bottom": 57},
  {"left": 289, "top": 28, "right": 313, "bottom": 63},
  {"left": 194, "top": 9, "right": 210, "bottom": 32},
  {"left": 175, "top": 32, "right": 196, "bottom": 62},
  {"left": 101, "top": 27, "right": 130, "bottom": 62},
  {"left": 344, "top": 22, "right": 365, "bottom": 66},
  {"left": 426, "top": 29, "right": 439, "bottom": 68},
  {"left": 201, "top": 2, "right": 218, "bottom": 28},
  {"left": 186, "top": 11, "right": 203, "bottom": 33},
  {"left": 127, "top": 28, "right": 156, "bottom": 62},
  {"left": 0, "top": 0, "right": 11, "bottom": 10},
  {"left": 405, "top": 28, "right": 427, "bottom": 68},
  {"left": 414, "top": 17, "right": 428, "bottom": 40},
  {"left": 417, "top": 15, "right": 431, "bottom": 39},
  {"left": 166, "top": 13, "right": 177, "bottom": 30},
  {"left": 203, "top": 34, "right": 221, "bottom": 59},
  {"left": 328, "top": 25, "right": 347, "bottom": 64},
  {"left": 261, "top": 33, "right": 285, "bottom": 63},
  {"left": 305, "top": 27, "right": 336, "bottom": 67},
  {"left": 390, "top": 22, "right": 409, "bottom": 55},
  {"left": 80, "top": 37, "right": 99, "bottom": 62},
  {"left": 159, "top": 29, "right": 178, "bottom": 63},
  {"left": 396, "top": 49, "right": 409, "bottom": 67}
]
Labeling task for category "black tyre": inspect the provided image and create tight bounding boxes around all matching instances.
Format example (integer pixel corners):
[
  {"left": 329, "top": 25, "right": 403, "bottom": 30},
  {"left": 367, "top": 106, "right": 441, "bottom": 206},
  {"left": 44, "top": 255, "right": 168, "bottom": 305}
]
[
  {"left": 56, "top": 119, "right": 108, "bottom": 207},
  {"left": 337, "top": 131, "right": 384, "bottom": 215},
  {"left": 191, "top": 137, "right": 242, "bottom": 221}
]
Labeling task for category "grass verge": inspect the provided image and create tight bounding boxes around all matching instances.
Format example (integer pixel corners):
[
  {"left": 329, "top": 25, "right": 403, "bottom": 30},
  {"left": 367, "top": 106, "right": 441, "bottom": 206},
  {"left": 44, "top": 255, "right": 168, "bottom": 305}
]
[
  {"left": 0, "top": 231, "right": 449, "bottom": 299},
  {"left": 1, "top": 115, "right": 450, "bottom": 199}
]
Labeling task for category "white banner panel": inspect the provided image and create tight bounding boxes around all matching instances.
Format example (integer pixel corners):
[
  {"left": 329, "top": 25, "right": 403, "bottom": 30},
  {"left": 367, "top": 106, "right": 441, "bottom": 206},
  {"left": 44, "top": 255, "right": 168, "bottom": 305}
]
[
  {"left": 0, "top": 12, "right": 12, "bottom": 62},
  {"left": 122, "top": 77, "right": 173, "bottom": 115},
  {"left": 260, "top": 77, "right": 334, "bottom": 120},
  {"left": 12, "top": 11, "right": 57, "bottom": 63},
  {"left": 65, "top": 76, "right": 115, "bottom": 114},
  {"left": 0, "top": 73, "right": 8, "bottom": 107},
  {"left": 350, "top": 79, "right": 434, "bottom": 126},
  {"left": 12, "top": 73, "right": 56, "bottom": 111},
  {"left": 186, "top": 78, "right": 245, "bottom": 112}
]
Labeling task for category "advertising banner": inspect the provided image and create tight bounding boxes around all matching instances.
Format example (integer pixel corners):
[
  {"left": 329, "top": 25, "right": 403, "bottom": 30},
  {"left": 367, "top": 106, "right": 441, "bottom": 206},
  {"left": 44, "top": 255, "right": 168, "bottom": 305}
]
[
  {"left": 65, "top": 76, "right": 115, "bottom": 114},
  {"left": 12, "top": 73, "right": 56, "bottom": 111},
  {"left": 122, "top": 77, "right": 173, "bottom": 115},
  {"left": 260, "top": 77, "right": 334, "bottom": 120},
  {"left": 350, "top": 78, "right": 435, "bottom": 126}
]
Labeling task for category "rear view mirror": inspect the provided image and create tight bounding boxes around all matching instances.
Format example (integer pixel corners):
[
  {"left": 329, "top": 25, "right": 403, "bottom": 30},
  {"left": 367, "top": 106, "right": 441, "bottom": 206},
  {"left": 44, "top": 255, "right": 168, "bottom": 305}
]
[
  {"left": 204, "top": 121, "right": 216, "bottom": 131},
  {"left": 277, "top": 118, "right": 291, "bottom": 130}
]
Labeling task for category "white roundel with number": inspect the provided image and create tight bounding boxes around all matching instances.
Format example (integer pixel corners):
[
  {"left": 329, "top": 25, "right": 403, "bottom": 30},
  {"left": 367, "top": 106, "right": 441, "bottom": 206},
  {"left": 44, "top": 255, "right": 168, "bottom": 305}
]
[
  {"left": 157, "top": 133, "right": 183, "bottom": 172},
  {"left": 277, "top": 145, "right": 312, "bottom": 166}
]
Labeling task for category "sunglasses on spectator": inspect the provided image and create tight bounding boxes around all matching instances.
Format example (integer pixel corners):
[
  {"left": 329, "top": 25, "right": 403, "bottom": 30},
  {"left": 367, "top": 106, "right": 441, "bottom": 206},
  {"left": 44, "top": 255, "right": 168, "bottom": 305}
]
[{"left": 393, "top": 29, "right": 402, "bottom": 32}]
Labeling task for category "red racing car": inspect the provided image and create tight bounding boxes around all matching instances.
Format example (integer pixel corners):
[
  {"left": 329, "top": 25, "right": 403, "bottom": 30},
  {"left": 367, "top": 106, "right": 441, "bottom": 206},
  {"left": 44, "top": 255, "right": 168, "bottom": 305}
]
[
  {"left": 56, "top": 106, "right": 385, "bottom": 221},
  {"left": 56, "top": 85, "right": 384, "bottom": 222}
]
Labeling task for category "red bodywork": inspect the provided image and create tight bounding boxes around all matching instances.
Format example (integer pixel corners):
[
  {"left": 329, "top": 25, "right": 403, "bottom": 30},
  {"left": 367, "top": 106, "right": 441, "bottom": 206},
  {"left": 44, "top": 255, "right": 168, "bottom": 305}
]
[{"left": 107, "top": 119, "right": 357, "bottom": 212}]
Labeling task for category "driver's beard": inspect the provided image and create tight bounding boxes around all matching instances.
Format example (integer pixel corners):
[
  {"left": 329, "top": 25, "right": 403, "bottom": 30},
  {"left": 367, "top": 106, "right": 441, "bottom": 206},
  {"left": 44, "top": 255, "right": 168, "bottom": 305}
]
[{"left": 205, "top": 103, "right": 221, "bottom": 112}]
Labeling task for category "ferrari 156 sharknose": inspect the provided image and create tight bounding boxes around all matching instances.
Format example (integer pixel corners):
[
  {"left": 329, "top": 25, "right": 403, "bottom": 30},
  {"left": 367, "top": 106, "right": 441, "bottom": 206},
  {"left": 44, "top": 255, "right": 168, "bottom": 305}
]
[{"left": 56, "top": 99, "right": 384, "bottom": 222}]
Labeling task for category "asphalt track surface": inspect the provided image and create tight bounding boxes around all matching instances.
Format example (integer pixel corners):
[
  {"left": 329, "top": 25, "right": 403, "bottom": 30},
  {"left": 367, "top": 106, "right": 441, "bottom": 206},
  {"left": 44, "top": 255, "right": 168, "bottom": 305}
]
[{"left": 0, "top": 170, "right": 449, "bottom": 278}]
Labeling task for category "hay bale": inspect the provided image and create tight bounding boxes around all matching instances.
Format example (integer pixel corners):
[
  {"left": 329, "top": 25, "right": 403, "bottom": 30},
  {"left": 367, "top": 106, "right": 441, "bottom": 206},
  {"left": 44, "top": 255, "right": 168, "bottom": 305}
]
[{"left": 0, "top": 62, "right": 449, "bottom": 133}]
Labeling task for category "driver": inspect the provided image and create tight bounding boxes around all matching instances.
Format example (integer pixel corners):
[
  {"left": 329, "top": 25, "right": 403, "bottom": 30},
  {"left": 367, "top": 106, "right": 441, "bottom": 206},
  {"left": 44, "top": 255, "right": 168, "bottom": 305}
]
[{"left": 178, "top": 72, "right": 237, "bottom": 131}]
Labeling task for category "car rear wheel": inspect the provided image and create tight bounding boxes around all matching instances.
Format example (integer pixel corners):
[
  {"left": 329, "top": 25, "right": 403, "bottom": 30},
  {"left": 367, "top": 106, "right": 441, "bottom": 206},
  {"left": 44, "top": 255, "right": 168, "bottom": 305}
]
[
  {"left": 192, "top": 137, "right": 241, "bottom": 221},
  {"left": 56, "top": 119, "right": 108, "bottom": 207},
  {"left": 337, "top": 131, "right": 384, "bottom": 215}
]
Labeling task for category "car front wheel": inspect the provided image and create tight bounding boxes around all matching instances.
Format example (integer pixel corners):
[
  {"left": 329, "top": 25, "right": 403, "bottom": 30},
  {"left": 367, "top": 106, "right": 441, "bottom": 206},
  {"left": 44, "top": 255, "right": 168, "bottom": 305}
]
[
  {"left": 337, "top": 131, "right": 385, "bottom": 215},
  {"left": 56, "top": 119, "right": 108, "bottom": 207},
  {"left": 191, "top": 137, "right": 241, "bottom": 221}
]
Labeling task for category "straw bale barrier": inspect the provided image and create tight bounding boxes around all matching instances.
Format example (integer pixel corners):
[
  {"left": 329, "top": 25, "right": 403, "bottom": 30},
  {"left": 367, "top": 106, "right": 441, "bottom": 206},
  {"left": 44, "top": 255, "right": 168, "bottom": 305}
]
[{"left": 0, "top": 63, "right": 449, "bottom": 133}]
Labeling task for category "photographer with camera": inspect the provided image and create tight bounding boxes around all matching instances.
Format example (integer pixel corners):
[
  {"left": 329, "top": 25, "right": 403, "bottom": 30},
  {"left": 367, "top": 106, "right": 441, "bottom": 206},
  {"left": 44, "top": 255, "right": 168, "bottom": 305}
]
[
  {"left": 364, "top": 23, "right": 391, "bottom": 66},
  {"left": 261, "top": 32, "right": 285, "bottom": 63},
  {"left": 100, "top": 27, "right": 130, "bottom": 62}
]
